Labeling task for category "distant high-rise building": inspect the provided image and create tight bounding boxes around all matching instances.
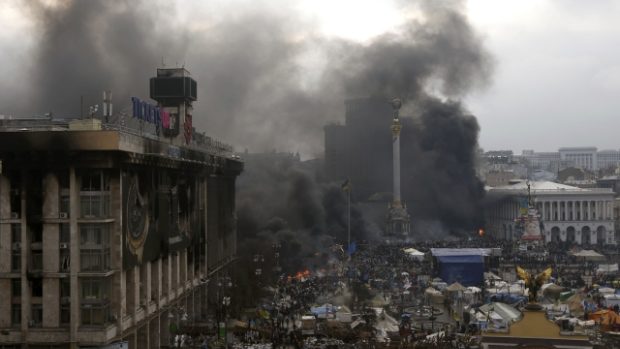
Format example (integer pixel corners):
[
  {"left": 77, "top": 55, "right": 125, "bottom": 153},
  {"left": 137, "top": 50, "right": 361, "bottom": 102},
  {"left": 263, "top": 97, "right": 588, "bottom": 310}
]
[
  {"left": 597, "top": 149, "right": 620, "bottom": 170},
  {"left": 519, "top": 150, "right": 561, "bottom": 172},
  {"left": 559, "top": 147, "right": 598, "bottom": 171},
  {"left": 517, "top": 147, "right": 620, "bottom": 173},
  {"left": 324, "top": 97, "right": 393, "bottom": 201}
]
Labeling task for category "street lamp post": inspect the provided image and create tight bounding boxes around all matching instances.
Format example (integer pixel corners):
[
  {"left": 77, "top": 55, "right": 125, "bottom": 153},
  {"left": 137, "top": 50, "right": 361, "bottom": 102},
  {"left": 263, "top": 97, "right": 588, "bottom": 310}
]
[
  {"left": 168, "top": 305, "right": 188, "bottom": 348},
  {"left": 347, "top": 187, "right": 351, "bottom": 255},
  {"left": 217, "top": 276, "right": 233, "bottom": 346},
  {"left": 272, "top": 242, "right": 282, "bottom": 276}
]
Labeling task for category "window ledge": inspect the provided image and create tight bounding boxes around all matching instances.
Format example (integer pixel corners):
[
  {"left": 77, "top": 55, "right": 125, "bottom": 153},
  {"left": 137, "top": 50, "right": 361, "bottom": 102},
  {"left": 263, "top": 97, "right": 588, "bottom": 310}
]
[{"left": 78, "top": 270, "right": 116, "bottom": 277}]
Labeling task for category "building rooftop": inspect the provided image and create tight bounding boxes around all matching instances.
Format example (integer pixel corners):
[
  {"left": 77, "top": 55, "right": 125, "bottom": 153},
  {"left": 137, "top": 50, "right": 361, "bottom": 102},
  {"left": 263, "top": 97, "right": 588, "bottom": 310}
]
[
  {"left": 559, "top": 147, "right": 598, "bottom": 152},
  {"left": 488, "top": 180, "right": 615, "bottom": 198},
  {"left": 493, "top": 180, "right": 587, "bottom": 191},
  {"left": 0, "top": 117, "right": 238, "bottom": 164}
]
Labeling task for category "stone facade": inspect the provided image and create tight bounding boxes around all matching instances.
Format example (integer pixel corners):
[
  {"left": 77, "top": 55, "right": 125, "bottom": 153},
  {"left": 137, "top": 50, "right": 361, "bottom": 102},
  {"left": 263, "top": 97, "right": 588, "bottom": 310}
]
[
  {"left": 0, "top": 129, "right": 242, "bottom": 348},
  {"left": 486, "top": 181, "right": 615, "bottom": 245}
]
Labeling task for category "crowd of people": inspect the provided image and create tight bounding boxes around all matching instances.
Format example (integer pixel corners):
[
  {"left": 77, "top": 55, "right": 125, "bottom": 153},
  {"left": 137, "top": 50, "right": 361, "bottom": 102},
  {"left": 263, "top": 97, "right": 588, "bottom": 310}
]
[{"left": 201, "top": 235, "right": 620, "bottom": 348}]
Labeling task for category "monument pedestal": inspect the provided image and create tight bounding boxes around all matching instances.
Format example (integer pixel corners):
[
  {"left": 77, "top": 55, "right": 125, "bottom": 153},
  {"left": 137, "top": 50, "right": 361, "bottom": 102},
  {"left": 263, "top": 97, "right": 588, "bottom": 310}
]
[{"left": 386, "top": 204, "right": 411, "bottom": 236}]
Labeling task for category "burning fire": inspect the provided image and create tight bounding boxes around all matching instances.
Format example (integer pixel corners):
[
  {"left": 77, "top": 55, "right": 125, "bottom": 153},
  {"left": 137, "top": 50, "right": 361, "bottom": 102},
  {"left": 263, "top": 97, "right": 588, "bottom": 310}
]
[{"left": 287, "top": 269, "right": 311, "bottom": 281}]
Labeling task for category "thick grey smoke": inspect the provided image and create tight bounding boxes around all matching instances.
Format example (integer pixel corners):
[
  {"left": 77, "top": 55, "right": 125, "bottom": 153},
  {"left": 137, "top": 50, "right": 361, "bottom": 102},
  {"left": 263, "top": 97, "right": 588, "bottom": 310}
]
[
  {"left": 5, "top": 0, "right": 491, "bottom": 153},
  {"left": 2, "top": 0, "right": 493, "bottom": 242},
  {"left": 336, "top": 2, "right": 491, "bottom": 100},
  {"left": 18, "top": 0, "right": 186, "bottom": 117}
]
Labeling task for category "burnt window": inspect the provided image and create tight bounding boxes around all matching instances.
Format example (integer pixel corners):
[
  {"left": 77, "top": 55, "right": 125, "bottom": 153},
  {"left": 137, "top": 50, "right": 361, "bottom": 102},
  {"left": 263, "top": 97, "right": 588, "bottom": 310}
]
[
  {"left": 11, "top": 304, "right": 21, "bottom": 326},
  {"left": 31, "top": 278, "right": 43, "bottom": 298},
  {"left": 11, "top": 279, "right": 21, "bottom": 298}
]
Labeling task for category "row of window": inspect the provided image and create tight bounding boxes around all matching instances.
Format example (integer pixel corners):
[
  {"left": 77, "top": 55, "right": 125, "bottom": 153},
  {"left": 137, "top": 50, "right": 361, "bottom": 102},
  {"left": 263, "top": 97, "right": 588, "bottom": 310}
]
[
  {"left": 10, "top": 277, "right": 110, "bottom": 326},
  {"left": 9, "top": 192, "right": 110, "bottom": 219},
  {"left": 10, "top": 223, "right": 111, "bottom": 272},
  {"left": 5, "top": 170, "right": 111, "bottom": 219}
]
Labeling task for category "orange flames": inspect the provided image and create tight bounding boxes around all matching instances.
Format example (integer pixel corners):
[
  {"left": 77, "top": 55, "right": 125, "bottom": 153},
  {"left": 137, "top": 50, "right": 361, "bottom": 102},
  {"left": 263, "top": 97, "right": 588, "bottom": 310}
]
[{"left": 288, "top": 269, "right": 311, "bottom": 281}]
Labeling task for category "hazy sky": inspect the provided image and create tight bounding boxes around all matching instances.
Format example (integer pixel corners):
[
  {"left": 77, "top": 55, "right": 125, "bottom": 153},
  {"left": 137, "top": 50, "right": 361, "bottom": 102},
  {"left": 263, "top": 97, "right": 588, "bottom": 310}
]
[
  {"left": 308, "top": 0, "right": 620, "bottom": 153},
  {"left": 465, "top": 0, "right": 620, "bottom": 153},
  {"left": 2, "top": 0, "right": 620, "bottom": 154},
  {"left": 297, "top": 0, "right": 620, "bottom": 153}
]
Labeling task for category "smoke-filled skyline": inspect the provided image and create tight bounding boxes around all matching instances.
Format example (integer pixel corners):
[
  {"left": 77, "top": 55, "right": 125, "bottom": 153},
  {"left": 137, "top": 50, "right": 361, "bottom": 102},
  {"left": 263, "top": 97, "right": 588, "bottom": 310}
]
[
  {"left": 1, "top": 0, "right": 494, "bottom": 239},
  {"left": 1, "top": 0, "right": 491, "bottom": 158}
]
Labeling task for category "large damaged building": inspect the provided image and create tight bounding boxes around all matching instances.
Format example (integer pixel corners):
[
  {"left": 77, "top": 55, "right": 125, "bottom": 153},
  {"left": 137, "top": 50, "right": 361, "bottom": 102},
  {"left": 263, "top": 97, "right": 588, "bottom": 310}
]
[{"left": 0, "top": 68, "right": 243, "bottom": 348}]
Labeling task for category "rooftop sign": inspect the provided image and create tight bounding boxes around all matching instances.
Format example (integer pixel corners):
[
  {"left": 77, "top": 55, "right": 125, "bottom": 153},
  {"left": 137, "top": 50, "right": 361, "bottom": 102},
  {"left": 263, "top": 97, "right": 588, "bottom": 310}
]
[{"left": 131, "top": 97, "right": 172, "bottom": 134}]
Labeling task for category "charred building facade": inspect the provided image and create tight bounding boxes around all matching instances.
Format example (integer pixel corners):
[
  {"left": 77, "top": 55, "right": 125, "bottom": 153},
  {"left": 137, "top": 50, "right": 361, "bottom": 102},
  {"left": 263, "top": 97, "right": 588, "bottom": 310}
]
[{"left": 0, "top": 69, "right": 242, "bottom": 348}]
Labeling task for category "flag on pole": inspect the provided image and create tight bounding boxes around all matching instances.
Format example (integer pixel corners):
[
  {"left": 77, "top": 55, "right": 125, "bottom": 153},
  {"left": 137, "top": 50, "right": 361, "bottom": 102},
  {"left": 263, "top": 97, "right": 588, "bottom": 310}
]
[{"left": 341, "top": 178, "right": 351, "bottom": 192}]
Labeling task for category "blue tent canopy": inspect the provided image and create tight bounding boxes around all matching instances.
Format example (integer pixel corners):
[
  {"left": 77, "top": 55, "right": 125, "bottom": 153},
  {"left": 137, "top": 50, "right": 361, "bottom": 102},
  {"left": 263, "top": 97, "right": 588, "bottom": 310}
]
[
  {"left": 436, "top": 255, "right": 484, "bottom": 286},
  {"left": 311, "top": 304, "right": 336, "bottom": 316},
  {"left": 436, "top": 255, "right": 484, "bottom": 264}
]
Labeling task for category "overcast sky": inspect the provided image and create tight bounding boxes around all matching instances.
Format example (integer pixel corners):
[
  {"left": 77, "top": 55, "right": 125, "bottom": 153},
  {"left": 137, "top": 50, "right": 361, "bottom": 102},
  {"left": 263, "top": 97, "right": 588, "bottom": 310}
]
[
  {"left": 2, "top": 0, "right": 620, "bottom": 154},
  {"left": 298, "top": 0, "right": 620, "bottom": 153},
  {"left": 466, "top": 0, "right": 620, "bottom": 153}
]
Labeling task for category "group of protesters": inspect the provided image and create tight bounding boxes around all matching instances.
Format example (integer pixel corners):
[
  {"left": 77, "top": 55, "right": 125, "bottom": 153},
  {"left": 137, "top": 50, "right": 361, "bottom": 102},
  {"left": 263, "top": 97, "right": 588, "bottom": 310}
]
[{"left": 223, "top": 234, "right": 620, "bottom": 348}]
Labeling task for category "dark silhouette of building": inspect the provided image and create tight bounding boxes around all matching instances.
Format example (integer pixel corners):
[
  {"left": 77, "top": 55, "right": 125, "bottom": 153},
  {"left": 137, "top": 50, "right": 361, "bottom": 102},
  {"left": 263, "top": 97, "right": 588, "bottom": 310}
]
[{"left": 324, "top": 97, "right": 393, "bottom": 202}]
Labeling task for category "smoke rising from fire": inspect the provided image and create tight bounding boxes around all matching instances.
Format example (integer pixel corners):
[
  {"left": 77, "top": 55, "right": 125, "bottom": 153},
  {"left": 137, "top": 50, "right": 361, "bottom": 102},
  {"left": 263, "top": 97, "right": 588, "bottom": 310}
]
[{"left": 2, "top": 0, "right": 493, "bottom": 242}]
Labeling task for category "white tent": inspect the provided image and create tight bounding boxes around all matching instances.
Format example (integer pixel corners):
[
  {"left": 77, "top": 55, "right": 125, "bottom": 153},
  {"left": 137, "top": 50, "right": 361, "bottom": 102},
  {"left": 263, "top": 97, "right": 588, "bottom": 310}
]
[
  {"left": 425, "top": 287, "right": 445, "bottom": 304},
  {"left": 598, "top": 287, "right": 616, "bottom": 295},
  {"left": 467, "top": 286, "right": 482, "bottom": 293},
  {"left": 597, "top": 264, "right": 618, "bottom": 274},
  {"left": 403, "top": 247, "right": 425, "bottom": 261},
  {"left": 571, "top": 249, "right": 605, "bottom": 261},
  {"left": 478, "top": 302, "right": 522, "bottom": 324},
  {"left": 373, "top": 308, "right": 399, "bottom": 342},
  {"left": 484, "top": 272, "right": 502, "bottom": 281}
]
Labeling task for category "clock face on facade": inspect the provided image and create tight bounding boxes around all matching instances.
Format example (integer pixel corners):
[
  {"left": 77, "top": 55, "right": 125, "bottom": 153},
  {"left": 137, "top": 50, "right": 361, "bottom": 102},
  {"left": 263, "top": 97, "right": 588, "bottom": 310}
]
[{"left": 126, "top": 176, "right": 149, "bottom": 257}]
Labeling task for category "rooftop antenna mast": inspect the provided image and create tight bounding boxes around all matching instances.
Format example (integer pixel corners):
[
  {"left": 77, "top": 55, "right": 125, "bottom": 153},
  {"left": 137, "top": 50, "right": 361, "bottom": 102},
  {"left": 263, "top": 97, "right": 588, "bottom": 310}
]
[
  {"left": 102, "top": 90, "right": 112, "bottom": 123},
  {"left": 526, "top": 180, "right": 532, "bottom": 207}
]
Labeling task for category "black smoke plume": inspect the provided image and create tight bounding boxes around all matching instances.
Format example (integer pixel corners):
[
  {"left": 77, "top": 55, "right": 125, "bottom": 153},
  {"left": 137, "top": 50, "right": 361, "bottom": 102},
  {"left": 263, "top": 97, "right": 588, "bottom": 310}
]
[
  {"left": 16, "top": 0, "right": 185, "bottom": 117},
  {"left": 236, "top": 153, "right": 369, "bottom": 268}
]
